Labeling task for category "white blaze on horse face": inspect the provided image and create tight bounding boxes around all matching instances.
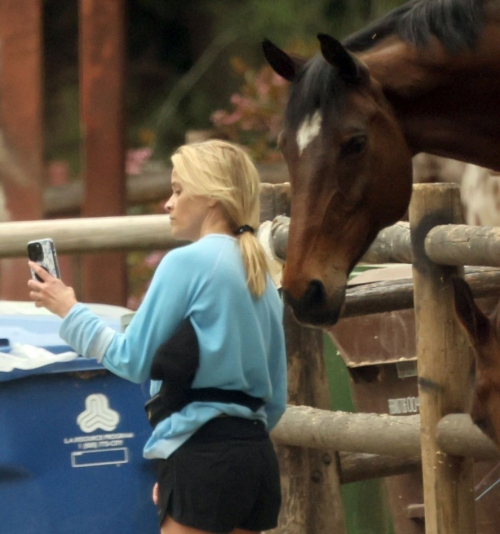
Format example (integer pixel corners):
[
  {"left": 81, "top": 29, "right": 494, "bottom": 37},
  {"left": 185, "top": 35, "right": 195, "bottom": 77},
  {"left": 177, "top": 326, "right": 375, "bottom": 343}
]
[{"left": 296, "top": 111, "right": 322, "bottom": 154}]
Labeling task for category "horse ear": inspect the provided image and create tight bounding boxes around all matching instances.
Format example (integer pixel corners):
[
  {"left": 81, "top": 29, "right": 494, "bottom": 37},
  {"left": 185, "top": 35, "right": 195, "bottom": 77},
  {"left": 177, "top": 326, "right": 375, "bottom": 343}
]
[
  {"left": 451, "top": 276, "right": 491, "bottom": 346},
  {"left": 317, "top": 33, "right": 360, "bottom": 82},
  {"left": 262, "top": 39, "right": 299, "bottom": 82}
]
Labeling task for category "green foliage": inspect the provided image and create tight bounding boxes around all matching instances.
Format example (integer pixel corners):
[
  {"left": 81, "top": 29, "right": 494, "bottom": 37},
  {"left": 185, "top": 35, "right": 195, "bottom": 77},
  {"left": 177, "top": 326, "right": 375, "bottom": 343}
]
[
  {"left": 206, "top": 0, "right": 407, "bottom": 161},
  {"left": 206, "top": 0, "right": 407, "bottom": 50},
  {"left": 210, "top": 58, "right": 290, "bottom": 162},
  {"left": 43, "top": 0, "right": 408, "bottom": 165}
]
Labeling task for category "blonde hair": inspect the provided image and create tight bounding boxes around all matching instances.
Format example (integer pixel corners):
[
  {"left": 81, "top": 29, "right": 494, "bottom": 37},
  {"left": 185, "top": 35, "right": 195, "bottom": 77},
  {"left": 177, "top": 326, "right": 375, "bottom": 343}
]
[{"left": 171, "top": 140, "right": 269, "bottom": 297}]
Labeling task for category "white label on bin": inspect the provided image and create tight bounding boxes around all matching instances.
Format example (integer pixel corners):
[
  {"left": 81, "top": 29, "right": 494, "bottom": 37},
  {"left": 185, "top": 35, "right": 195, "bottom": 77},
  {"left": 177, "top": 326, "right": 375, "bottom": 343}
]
[
  {"left": 63, "top": 394, "right": 137, "bottom": 468},
  {"left": 71, "top": 448, "right": 129, "bottom": 468},
  {"left": 77, "top": 394, "right": 120, "bottom": 433},
  {"left": 388, "top": 396, "right": 420, "bottom": 415},
  {"left": 63, "top": 432, "right": 136, "bottom": 468}
]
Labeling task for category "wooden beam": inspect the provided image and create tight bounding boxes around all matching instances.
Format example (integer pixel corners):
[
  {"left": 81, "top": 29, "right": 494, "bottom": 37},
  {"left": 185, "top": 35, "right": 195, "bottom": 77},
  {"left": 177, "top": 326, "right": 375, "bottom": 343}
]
[
  {"left": 426, "top": 224, "right": 500, "bottom": 267},
  {"left": 0, "top": 215, "right": 181, "bottom": 258},
  {"left": 271, "top": 406, "right": 422, "bottom": 457},
  {"left": 361, "top": 221, "right": 412, "bottom": 264},
  {"left": 80, "top": 0, "right": 126, "bottom": 305},
  {"left": 342, "top": 267, "right": 500, "bottom": 318},
  {"left": 44, "top": 170, "right": 172, "bottom": 216},
  {"left": 2, "top": 214, "right": 500, "bottom": 326},
  {"left": 271, "top": 407, "right": 498, "bottom": 462},
  {"left": 409, "top": 183, "right": 476, "bottom": 534},
  {"left": 0, "top": 0, "right": 44, "bottom": 299},
  {"left": 271, "top": 216, "right": 412, "bottom": 264},
  {"left": 338, "top": 452, "right": 421, "bottom": 485},
  {"left": 272, "top": 215, "right": 500, "bottom": 269},
  {"left": 43, "top": 163, "right": 289, "bottom": 217},
  {"left": 0, "top": 184, "right": 289, "bottom": 258},
  {"left": 437, "top": 414, "right": 500, "bottom": 460}
]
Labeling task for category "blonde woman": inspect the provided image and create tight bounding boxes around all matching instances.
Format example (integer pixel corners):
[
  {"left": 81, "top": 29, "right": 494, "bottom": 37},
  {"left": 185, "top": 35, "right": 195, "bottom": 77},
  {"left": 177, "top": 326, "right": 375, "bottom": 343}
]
[{"left": 28, "top": 140, "right": 287, "bottom": 534}]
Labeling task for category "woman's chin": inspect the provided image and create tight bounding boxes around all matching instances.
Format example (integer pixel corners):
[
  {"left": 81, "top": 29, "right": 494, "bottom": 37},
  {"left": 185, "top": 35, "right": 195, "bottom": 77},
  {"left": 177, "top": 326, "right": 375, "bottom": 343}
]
[{"left": 171, "top": 228, "right": 192, "bottom": 242}]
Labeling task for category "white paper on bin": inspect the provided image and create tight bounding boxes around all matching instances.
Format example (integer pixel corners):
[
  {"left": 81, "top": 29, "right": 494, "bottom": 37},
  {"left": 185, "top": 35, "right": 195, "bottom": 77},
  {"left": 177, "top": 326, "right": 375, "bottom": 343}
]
[{"left": 0, "top": 343, "right": 78, "bottom": 372}]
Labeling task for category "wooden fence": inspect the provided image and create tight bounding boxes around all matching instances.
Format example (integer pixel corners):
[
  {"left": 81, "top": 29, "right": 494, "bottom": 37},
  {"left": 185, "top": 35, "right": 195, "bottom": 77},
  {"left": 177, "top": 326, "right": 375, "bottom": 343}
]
[
  {"left": 269, "top": 183, "right": 500, "bottom": 534},
  {"left": 1, "top": 182, "right": 499, "bottom": 534}
]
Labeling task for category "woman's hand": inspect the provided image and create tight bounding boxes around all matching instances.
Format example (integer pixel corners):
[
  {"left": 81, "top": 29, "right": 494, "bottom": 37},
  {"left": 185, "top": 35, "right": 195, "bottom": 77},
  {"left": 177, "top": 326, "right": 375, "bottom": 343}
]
[
  {"left": 152, "top": 482, "right": 159, "bottom": 505},
  {"left": 27, "top": 261, "right": 78, "bottom": 318}
]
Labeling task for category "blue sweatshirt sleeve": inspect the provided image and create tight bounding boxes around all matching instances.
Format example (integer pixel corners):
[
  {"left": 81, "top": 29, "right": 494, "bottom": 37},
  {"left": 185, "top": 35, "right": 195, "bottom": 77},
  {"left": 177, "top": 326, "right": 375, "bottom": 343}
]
[{"left": 60, "top": 249, "right": 205, "bottom": 384}]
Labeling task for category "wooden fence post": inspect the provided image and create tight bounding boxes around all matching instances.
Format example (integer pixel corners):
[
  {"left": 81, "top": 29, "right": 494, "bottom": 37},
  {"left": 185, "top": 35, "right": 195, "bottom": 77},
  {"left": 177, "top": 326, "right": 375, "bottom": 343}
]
[
  {"left": 409, "top": 184, "right": 476, "bottom": 534},
  {"left": 80, "top": 0, "right": 127, "bottom": 305},
  {"left": 271, "top": 309, "right": 346, "bottom": 534},
  {"left": 263, "top": 186, "right": 346, "bottom": 534},
  {"left": 0, "top": 0, "right": 44, "bottom": 299}
]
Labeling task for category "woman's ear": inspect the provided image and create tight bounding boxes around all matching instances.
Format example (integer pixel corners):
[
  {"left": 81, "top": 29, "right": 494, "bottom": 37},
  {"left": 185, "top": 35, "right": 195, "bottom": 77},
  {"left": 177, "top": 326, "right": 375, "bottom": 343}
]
[{"left": 208, "top": 197, "right": 218, "bottom": 208}]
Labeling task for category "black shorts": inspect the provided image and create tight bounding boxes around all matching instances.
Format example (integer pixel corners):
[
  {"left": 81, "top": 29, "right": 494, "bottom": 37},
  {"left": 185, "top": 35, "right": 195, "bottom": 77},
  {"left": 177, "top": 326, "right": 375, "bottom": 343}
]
[{"left": 155, "top": 416, "right": 281, "bottom": 533}]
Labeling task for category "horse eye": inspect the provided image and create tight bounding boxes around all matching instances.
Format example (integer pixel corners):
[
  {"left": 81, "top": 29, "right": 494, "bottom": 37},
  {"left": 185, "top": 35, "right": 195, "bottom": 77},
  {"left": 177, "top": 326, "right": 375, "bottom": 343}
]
[{"left": 340, "top": 135, "right": 368, "bottom": 157}]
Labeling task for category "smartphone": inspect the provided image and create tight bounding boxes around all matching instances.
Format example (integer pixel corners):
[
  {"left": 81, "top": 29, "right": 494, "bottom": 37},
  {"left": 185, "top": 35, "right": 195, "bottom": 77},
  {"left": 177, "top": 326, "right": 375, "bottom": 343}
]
[{"left": 27, "top": 238, "right": 61, "bottom": 282}]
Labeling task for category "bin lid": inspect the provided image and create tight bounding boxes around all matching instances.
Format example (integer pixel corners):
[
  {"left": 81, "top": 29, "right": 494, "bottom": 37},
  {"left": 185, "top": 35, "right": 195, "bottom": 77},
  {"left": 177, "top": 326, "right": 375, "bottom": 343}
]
[
  {"left": 347, "top": 264, "right": 413, "bottom": 286},
  {"left": 0, "top": 301, "right": 134, "bottom": 381},
  {"left": 332, "top": 264, "right": 497, "bottom": 368},
  {"left": 329, "top": 265, "right": 417, "bottom": 368}
]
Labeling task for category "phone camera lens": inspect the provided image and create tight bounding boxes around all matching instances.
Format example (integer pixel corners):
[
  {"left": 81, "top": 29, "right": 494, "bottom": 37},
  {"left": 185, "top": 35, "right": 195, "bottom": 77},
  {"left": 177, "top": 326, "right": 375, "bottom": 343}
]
[{"left": 28, "top": 243, "right": 44, "bottom": 262}]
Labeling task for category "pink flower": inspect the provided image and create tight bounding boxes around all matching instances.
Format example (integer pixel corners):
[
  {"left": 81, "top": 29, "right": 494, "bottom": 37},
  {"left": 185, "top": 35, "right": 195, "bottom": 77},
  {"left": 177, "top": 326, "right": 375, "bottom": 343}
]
[
  {"left": 144, "top": 251, "right": 165, "bottom": 268},
  {"left": 220, "top": 111, "right": 244, "bottom": 126},
  {"left": 127, "top": 295, "right": 142, "bottom": 311},
  {"left": 272, "top": 72, "right": 287, "bottom": 86},
  {"left": 210, "top": 110, "right": 228, "bottom": 126},
  {"left": 126, "top": 148, "right": 153, "bottom": 175}
]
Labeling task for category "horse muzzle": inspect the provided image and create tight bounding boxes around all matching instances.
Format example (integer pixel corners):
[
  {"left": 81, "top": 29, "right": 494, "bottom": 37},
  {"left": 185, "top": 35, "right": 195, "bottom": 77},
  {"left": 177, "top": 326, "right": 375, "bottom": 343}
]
[{"left": 283, "top": 278, "right": 347, "bottom": 327}]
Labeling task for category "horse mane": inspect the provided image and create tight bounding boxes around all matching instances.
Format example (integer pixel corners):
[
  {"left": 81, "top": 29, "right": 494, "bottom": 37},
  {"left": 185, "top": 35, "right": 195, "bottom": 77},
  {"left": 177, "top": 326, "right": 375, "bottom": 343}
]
[
  {"left": 285, "top": 0, "right": 487, "bottom": 128},
  {"left": 343, "top": 0, "right": 486, "bottom": 53},
  {"left": 285, "top": 55, "right": 346, "bottom": 128}
]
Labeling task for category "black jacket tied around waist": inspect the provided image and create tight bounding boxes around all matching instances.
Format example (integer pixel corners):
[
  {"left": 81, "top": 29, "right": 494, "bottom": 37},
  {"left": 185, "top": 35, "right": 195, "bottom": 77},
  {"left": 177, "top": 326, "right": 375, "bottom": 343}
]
[{"left": 145, "top": 317, "right": 264, "bottom": 428}]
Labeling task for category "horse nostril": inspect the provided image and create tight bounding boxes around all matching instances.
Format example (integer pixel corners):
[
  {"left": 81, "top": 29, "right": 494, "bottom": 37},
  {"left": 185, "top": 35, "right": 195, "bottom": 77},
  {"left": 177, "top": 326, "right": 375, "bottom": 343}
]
[
  {"left": 303, "top": 279, "right": 326, "bottom": 309},
  {"left": 284, "top": 279, "right": 343, "bottom": 326}
]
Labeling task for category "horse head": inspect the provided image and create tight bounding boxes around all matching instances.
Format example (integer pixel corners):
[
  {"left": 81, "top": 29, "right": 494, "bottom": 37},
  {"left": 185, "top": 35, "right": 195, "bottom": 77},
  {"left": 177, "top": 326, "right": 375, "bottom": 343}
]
[
  {"left": 263, "top": 35, "right": 413, "bottom": 326},
  {"left": 452, "top": 277, "right": 500, "bottom": 447}
]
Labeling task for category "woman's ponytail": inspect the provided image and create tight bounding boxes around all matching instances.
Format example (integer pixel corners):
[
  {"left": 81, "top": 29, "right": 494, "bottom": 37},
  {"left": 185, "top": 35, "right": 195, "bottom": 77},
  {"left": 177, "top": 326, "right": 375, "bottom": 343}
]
[{"left": 237, "top": 231, "right": 269, "bottom": 298}]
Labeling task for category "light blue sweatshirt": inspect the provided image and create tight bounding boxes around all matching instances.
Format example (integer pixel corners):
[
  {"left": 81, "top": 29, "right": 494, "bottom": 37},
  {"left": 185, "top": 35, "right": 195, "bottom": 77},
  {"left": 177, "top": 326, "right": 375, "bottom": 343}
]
[{"left": 60, "top": 234, "right": 287, "bottom": 459}]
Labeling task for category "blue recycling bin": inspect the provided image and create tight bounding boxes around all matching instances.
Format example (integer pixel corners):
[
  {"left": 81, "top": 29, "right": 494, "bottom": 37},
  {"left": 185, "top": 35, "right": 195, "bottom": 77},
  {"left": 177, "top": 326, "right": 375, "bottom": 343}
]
[{"left": 0, "top": 302, "right": 158, "bottom": 534}]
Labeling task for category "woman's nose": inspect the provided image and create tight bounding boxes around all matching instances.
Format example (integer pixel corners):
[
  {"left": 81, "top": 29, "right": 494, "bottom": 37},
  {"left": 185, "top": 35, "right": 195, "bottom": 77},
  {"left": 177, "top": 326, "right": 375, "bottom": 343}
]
[{"left": 164, "top": 199, "right": 172, "bottom": 213}]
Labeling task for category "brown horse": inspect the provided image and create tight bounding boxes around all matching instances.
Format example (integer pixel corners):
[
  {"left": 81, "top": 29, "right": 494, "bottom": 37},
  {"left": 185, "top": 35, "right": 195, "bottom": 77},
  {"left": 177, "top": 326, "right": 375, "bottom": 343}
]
[
  {"left": 263, "top": 0, "right": 500, "bottom": 326},
  {"left": 452, "top": 277, "right": 500, "bottom": 446}
]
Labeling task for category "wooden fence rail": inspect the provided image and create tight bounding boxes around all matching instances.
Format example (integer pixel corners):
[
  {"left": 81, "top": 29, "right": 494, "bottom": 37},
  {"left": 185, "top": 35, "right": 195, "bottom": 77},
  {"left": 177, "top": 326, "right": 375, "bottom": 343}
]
[
  {"left": 425, "top": 224, "right": 500, "bottom": 267},
  {"left": 0, "top": 214, "right": 179, "bottom": 257},
  {"left": 271, "top": 216, "right": 500, "bottom": 269},
  {"left": 342, "top": 266, "right": 500, "bottom": 317},
  {"left": 271, "top": 216, "right": 413, "bottom": 265},
  {"left": 44, "top": 163, "right": 289, "bottom": 216},
  {"left": 0, "top": 183, "right": 290, "bottom": 258},
  {"left": 3, "top": 214, "right": 499, "bottom": 322},
  {"left": 271, "top": 406, "right": 499, "bottom": 461}
]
